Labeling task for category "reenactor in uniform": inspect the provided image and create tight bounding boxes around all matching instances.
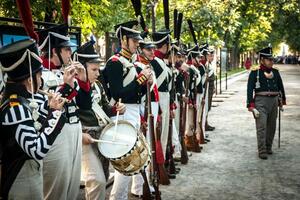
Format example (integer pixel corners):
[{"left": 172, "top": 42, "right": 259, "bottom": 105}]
[
  {"left": 131, "top": 37, "right": 158, "bottom": 197},
  {"left": 74, "top": 40, "right": 125, "bottom": 200},
  {"left": 151, "top": 30, "right": 172, "bottom": 159},
  {"left": 38, "top": 24, "right": 86, "bottom": 200},
  {"left": 247, "top": 46, "right": 286, "bottom": 159},
  {"left": 102, "top": 20, "right": 152, "bottom": 200},
  {"left": 199, "top": 44, "right": 212, "bottom": 141},
  {"left": 0, "top": 39, "right": 65, "bottom": 199},
  {"left": 206, "top": 47, "right": 216, "bottom": 132},
  {"left": 185, "top": 45, "right": 202, "bottom": 152}
]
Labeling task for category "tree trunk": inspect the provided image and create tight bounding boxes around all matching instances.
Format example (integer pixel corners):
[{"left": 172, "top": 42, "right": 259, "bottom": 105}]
[{"left": 231, "top": 40, "right": 240, "bottom": 69}]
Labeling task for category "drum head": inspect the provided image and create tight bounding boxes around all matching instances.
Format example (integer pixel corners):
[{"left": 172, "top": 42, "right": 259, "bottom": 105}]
[{"left": 98, "top": 121, "right": 137, "bottom": 159}]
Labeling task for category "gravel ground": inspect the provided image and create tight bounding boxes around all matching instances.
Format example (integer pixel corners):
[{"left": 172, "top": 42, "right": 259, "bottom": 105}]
[{"left": 80, "top": 64, "right": 300, "bottom": 200}]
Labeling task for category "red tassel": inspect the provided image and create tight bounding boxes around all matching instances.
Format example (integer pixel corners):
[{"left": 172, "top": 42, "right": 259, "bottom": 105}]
[
  {"left": 155, "top": 140, "right": 165, "bottom": 164},
  {"left": 61, "top": 0, "right": 71, "bottom": 24},
  {"left": 16, "top": 0, "right": 39, "bottom": 42}
]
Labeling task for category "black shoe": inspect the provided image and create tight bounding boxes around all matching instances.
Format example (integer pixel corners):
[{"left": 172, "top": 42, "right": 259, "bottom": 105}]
[
  {"left": 205, "top": 138, "right": 210, "bottom": 142},
  {"left": 267, "top": 149, "right": 273, "bottom": 155},
  {"left": 131, "top": 193, "right": 156, "bottom": 199},
  {"left": 206, "top": 125, "right": 215, "bottom": 131},
  {"left": 259, "top": 153, "right": 268, "bottom": 160},
  {"left": 168, "top": 173, "right": 176, "bottom": 179}
]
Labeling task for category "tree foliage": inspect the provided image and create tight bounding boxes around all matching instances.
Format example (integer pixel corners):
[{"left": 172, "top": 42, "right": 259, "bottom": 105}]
[{"left": 0, "top": 0, "right": 299, "bottom": 54}]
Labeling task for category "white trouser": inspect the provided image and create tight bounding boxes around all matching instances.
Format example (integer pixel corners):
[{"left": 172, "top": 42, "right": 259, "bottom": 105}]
[
  {"left": 109, "top": 104, "right": 140, "bottom": 200},
  {"left": 202, "top": 84, "right": 209, "bottom": 137},
  {"left": 174, "top": 98, "right": 182, "bottom": 157},
  {"left": 43, "top": 122, "right": 82, "bottom": 200},
  {"left": 172, "top": 98, "right": 181, "bottom": 157},
  {"left": 130, "top": 102, "right": 159, "bottom": 196},
  {"left": 172, "top": 118, "right": 181, "bottom": 157},
  {"left": 185, "top": 106, "right": 195, "bottom": 137},
  {"left": 196, "top": 93, "right": 203, "bottom": 140},
  {"left": 9, "top": 160, "right": 43, "bottom": 200},
  {"left": 158, "top": 92, "right": 170, "bottom": 158},
  {"left": 81, "top": 144, "right": 106, "bottom": 200}
]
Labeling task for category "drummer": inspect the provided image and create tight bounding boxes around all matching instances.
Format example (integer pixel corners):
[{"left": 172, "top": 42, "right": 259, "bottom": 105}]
[
  {"left": 102, "top": 20, "right": 153, "bottom": 200},
  {"left": 74, "top": 40, "right": 125, "bottom": 200}
]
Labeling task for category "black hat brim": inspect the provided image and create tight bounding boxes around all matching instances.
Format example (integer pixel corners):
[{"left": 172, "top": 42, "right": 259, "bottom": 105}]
[
  {"left": 87, "top": 58, "right": 101, "bottom": 63},
  {"left": 127, "top": 33, "right": 143, "bottom": 41},
  {"left": 59, "top": 40, "right": 78, "bottom": 48}
]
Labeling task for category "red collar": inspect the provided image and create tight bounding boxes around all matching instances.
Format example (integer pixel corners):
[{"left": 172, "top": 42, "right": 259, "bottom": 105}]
[
  {"left": 200, "top": 59, "right": 206, "bottom": 65},
  {"left": 260, "top": 64, "right": 272, "bottom": 72},
  {"left": 41, "top": 57, "right": 59, "bottom": 70},
  {"left": 186, "top": 60, "right": 193, "bottom": 65},
  {"left": 154, "top": 50, "right": 166, "bottom": 59},
  {"left": 137, "top": 55, "right": 150, "bottom": 65}
]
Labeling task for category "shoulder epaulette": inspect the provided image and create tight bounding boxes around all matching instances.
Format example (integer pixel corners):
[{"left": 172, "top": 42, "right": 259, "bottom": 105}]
[
  {"left": 251, "top": 66, "right": 260, "bottom": 71},
  {"left": 111, "top": 54, "right": 120, "bottom": 62},
  {"left": 9, "top": 94, "right": 20, "bottom": 107}
]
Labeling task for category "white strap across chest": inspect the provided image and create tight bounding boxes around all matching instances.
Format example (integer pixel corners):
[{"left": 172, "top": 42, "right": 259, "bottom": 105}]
[
  {"left": 91, "top": 83, "right": 111, "bottom": 125},
  {"left": 155, "top": 57, "right": 169, "bottom": 88}
]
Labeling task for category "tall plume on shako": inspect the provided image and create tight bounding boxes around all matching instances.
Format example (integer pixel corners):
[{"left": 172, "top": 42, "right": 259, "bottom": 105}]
[
  {"left": 163, "top": 0, "right": 170, "bottom": 31},
  {"left": 130, "top": 0, "right": 148, "bottom": 34},
  {"left": 187, "top": 19, "right": 198, "bottom": 46},
  {"left": 176, "top": 12, "right": 183, "bottom": 45}
]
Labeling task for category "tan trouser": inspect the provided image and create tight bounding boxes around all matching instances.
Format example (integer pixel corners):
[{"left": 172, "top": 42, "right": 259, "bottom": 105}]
[
  {"left": 9, "top": 160, "right": 43, "bottom": 200},
  {"left": 81, "top": 144, "right": 106, "bottom": 200},
  {"left": 43, "top": 122, "right": 82, "bottom": 200}
]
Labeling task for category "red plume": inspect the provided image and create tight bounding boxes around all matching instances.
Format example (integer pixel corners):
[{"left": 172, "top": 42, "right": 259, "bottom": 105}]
[
  {"left": 16, "top": 0, "right": 39, "bottom": 42},
  {"left": 61, "top": 0, "right": 71, "bottom": 24}
]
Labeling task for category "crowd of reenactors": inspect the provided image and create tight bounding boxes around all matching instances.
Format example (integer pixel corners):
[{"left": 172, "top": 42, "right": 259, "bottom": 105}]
[{"left": 0, "top": 0, "right": 286, "bottom": 199}]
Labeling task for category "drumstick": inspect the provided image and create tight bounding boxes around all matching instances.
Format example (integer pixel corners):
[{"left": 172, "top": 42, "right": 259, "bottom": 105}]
[
  {"left": 113, "top": 98, "right": 122, "bottom": 141},
  {"left": 91, "top": 138, "right": 129, "bottom": 146}
]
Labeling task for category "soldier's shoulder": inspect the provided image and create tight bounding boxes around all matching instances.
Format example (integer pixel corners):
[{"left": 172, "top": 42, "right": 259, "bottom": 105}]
[
  {"left": 272, "top": 66, "right": 279, "bottom": 71},
  {"left": 250, "top": 66, "right": 260, "bottom": 71},
  {"left": 107, "top": 54, "right": 121, "bottom": 63},
  {"left": 1, "top": 95, "right": 32, "bottom": 125}
]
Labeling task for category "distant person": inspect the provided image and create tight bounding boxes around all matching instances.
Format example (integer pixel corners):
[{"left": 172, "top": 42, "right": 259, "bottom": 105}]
[
  {"left": 246, "top": 46, "right": 286, "bottom": 160},
  {"left": 245, "top": 57, "right": 252, "bottom": 70}
]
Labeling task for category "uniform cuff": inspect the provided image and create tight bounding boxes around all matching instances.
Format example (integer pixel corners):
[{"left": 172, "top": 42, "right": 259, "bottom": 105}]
[
  {"left": 136, "top": 73, "right": 148, "bottom": 85},
  {"left": 76, "top": 78, "right": 90, "bottom": 92},
  {"left": 248, "top": 102, "right": 255, "bottom": 108},
  {"left": 59, "top": 83, "right": 78, "bottom": 100}
]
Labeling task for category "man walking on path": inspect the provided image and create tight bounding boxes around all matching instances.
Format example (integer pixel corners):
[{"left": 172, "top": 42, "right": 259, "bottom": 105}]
[{"left": 247, "top": 46, "right": 286, "bottom": 160}]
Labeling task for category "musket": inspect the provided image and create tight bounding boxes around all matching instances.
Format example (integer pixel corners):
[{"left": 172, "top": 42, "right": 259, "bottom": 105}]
[
  {"left": 182, "top": 72, "right": 190, "bottom": 146},
  {"left": 192, "top": 72, "right": 202, "bottom": 149},
  {"left": 178, "top": 79, "right": 189, "bottom": 164},
  {"left": 156, "top": 115, "right": 170, "bottom": 185},
  {"left": 165, "top": 59, "right": 176, "bottom": 175},
  {"left": 140, "top": 78, "right": 159, "bottom": 200},
  {"left": 142, "top": 111, "right": 152, "bottom": 200},
  {"left": 198, "top": 64, "right": 209, "bottom": 143},
  {"left": 195, "top": 62, "right": 206, "bottom": 145}
]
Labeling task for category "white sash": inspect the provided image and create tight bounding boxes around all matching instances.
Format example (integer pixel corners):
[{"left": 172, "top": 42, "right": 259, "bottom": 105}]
[
  {"left": 155, "top": 57, "right": 169, "bottom": 88},
  {"left": 190, "top": 65, "right": 201, "bottom": 88},
  {"left": 91, "top": 83, "right": 111, "bottom": 125}
]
